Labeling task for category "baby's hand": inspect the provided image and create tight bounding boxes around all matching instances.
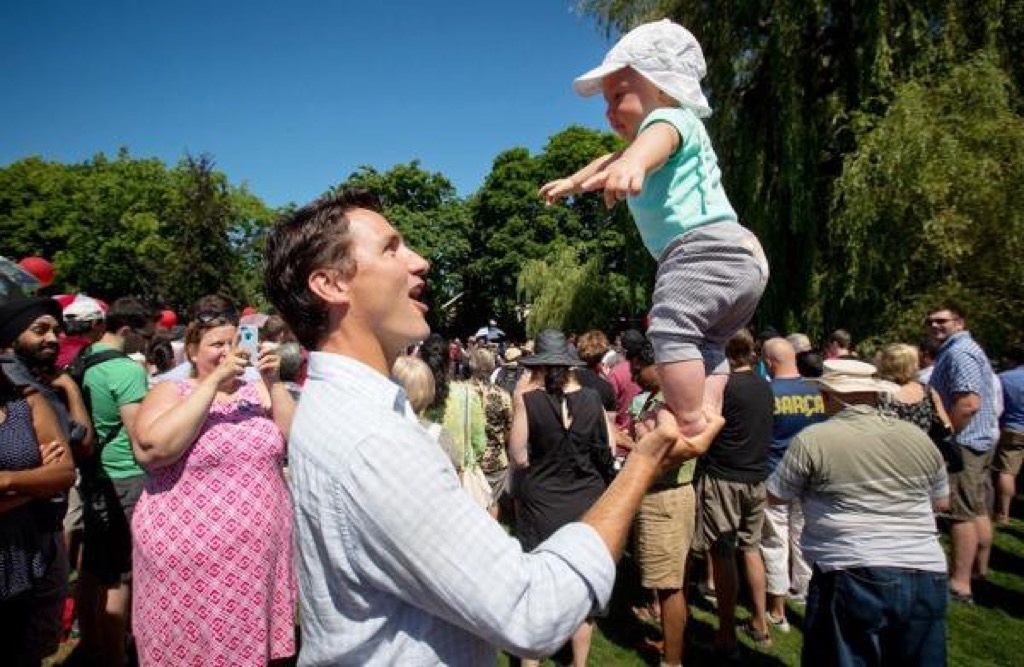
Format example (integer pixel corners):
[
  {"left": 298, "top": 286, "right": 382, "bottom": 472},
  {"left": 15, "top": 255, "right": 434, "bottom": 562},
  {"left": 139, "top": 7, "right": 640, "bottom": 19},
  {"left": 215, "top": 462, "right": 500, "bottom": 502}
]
[
  {"left": 581, "top": 158, "right": 646, "bottom": 208},
  {"left": 538, "top": 178, "right": 577, "bottom": 205}
]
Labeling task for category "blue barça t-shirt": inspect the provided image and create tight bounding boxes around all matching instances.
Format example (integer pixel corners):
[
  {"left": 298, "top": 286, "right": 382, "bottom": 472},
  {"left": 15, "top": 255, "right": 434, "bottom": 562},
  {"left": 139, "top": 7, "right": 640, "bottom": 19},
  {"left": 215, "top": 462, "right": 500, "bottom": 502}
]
[{"left": 769, "top": 377, "right": 827, "bottom": 472}]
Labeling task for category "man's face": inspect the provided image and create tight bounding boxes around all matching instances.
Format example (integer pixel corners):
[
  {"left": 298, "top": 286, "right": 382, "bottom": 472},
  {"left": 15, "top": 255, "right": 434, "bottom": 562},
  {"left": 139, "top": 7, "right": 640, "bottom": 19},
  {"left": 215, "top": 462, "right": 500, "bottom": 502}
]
[
  {"left": 925, "top": 309, "right": 964, "bottom": 343},
  {"left": 343, "top": 209, "right": 431, "bottom": 353},
  {"left": 13, "top": 314, "right": 61, "bottom": 368},
  {"left": 630, "top": 359, "right": 659, "bottom": 392}
]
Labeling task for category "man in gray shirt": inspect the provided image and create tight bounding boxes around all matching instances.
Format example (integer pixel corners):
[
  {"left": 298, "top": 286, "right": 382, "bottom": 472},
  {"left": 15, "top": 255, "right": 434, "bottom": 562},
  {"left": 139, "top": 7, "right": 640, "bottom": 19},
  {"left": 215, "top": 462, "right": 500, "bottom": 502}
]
[
  {"left": 768, "top": 359, "right": 949, "bottom": 666},
  {"left": 262, "top": 188, "right": 722, "bottom": 665}
]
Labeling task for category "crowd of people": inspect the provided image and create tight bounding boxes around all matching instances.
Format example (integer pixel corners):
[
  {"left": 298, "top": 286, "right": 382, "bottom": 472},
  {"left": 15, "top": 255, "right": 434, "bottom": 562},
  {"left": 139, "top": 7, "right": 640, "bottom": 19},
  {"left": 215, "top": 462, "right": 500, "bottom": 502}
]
[
  {"left": 1, "top": 200, "right": 1021, "bottom": 667},
  {"left": 2, "top": 15, "right": 1022, "bottom": 667}
]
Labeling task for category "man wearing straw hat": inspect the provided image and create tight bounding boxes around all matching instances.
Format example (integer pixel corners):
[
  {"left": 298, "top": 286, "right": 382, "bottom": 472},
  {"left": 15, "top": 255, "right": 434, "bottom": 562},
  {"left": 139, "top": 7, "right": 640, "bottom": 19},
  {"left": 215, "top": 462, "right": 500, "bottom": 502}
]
[{"left": 767, "top": 359, "right": 950, "bottom": 666}]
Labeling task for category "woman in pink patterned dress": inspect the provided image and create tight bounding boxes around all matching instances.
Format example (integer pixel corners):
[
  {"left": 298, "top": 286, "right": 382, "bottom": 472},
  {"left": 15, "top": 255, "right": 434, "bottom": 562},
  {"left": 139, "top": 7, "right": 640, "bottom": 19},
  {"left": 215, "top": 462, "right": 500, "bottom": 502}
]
[{"left": 131, "top": 296, "right": 297, "bottom": 666}]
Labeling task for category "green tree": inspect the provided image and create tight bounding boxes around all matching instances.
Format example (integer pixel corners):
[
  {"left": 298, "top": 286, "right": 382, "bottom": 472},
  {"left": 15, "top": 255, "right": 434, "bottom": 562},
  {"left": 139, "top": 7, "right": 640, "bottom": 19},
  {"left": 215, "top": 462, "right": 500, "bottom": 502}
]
[
  {"left": 829, "top": 54, "right": 1024, "bottom": 356},
  {"left": 466, "top": 126, "right": 654, "bottom": 337},
  {"left": 0, "top": 150, "right": 276, "bottom": 309},
  {"left": 518, "top": 244, "right": 647, "bottom": 336},
  {"left": 578, "top": 0, "right": 1024, "bottom": 341}
]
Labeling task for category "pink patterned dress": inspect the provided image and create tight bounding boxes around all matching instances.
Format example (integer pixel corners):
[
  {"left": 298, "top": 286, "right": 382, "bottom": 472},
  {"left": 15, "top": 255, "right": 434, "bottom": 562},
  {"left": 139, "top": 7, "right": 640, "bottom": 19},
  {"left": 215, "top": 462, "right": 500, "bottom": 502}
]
[{"left": 132, "top": 381, "right": 296, "bottom": 666}]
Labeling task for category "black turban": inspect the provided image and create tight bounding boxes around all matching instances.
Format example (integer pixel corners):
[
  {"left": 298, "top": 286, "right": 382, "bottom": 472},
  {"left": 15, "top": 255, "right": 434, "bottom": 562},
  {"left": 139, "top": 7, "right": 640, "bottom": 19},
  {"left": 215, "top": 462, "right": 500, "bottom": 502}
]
[{"left": 0, "top": 296, "right": 62, "bottom": 348}]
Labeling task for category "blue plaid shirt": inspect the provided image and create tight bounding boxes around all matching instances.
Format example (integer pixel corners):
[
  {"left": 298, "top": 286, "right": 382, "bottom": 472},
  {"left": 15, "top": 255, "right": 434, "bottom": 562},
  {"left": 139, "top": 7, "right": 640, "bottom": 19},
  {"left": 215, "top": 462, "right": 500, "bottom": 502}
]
[
  {"left": 289, "top": 352, "right": 615, "bottom": 666},
  {"left": 930, "top": 331, "right": 999, "bottom": 452}
]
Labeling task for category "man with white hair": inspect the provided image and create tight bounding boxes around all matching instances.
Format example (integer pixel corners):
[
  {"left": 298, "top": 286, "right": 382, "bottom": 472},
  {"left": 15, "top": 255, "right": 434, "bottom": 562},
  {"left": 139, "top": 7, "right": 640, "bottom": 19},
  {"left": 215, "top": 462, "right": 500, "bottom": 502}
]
[{"left": 768, "top": 359, "right": 949, "bottom": 666}]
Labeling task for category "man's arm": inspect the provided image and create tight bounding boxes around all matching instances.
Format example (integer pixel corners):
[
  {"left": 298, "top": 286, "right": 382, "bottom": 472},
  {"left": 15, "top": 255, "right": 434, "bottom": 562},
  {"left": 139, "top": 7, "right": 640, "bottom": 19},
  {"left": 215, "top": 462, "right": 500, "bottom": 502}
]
[
  {"left": 335, "top": 412, "right": 720, "bottom": 658},
  {"left": 582, "top": 410, "right": 721, "bottom": 559},
  {"left": 765, "top": 435, "right": 812, "bottom": 505},
  {"left": 949, "top": 392, "right": 981, "bottom": 433}
]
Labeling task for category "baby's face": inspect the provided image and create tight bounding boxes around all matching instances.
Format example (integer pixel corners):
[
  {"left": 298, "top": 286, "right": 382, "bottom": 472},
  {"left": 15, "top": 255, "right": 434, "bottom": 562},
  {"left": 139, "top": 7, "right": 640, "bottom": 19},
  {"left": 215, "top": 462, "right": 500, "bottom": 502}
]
[{"left": 601, "top": 67, "right": 667, "bottom": 140}]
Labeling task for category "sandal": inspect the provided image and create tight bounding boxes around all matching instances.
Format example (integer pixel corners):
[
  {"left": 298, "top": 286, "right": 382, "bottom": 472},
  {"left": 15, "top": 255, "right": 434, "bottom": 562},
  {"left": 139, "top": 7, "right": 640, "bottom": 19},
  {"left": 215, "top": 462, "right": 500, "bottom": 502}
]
[
  {"left": 741, "top": 621, "right": 773, "bottom": 648},
  {"left": 949, "top": 589, "right": 975, "bottom": 605}
]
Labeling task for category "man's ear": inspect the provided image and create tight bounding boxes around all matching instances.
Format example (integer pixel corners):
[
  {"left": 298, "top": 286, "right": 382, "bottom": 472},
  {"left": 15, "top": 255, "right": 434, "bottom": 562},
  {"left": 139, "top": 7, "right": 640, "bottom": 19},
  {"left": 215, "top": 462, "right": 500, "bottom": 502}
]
[{"left": 308, "top": 268, "right": 351, "bottom": 306}]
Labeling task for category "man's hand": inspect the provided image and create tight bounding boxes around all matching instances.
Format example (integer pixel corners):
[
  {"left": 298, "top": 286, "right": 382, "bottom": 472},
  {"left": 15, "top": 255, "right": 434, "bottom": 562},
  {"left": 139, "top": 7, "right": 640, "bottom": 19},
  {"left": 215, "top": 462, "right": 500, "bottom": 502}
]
[
  {"left": 634, "top": 409, "right": 724, "bottom": 469},
  {"left": 581, "top": 157, "right": 647, "bottom": 208}
]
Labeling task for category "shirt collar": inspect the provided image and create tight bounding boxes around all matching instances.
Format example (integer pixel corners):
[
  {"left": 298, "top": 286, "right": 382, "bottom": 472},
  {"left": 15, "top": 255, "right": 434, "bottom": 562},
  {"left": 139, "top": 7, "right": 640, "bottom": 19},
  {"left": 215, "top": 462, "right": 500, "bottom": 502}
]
[
  {"left": 939, "top": 330, "right": 971, "bottom": 353},
  {"left": 307, "top": 351, "right": 412, "bottom": 417}
]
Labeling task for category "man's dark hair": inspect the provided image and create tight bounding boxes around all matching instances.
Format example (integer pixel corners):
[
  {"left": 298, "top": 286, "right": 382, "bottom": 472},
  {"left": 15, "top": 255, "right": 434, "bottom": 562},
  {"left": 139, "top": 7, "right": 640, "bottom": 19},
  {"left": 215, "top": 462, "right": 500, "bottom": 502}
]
[
  {"left": 930, "top": 301, "right": 966, "bottom": 320},
  {"left": 828, "top": 328, "right": 852, "bottom": 349},
  {"left": 796, "top": 350, "right": 824, "bottom": 378},
  {"left": 106, "top": 297, "right": 152, "bottom": 334},
  {"left": 621, "top": 329, "right": 647, "bottom": 362},
  {"left": 726, "top": 329, "right": 757, "bottom": 368},
  {"left": 146, "top": 333, "right": 176, "bottom": 374},
  {"left": 263, "top": 188, "right": 382, "bottom": 350},
  {"left": 635, "top": 340, "right": 656, "bottom": 369},
  {"left": 1005, "top": 342, "right": 1024, "bottom": 366}
]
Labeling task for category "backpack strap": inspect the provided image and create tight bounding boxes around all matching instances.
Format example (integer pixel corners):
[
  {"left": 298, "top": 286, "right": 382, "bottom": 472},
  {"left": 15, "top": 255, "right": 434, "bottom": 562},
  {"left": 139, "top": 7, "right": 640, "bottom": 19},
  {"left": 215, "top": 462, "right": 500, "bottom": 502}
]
[{"left": 82, "top": 349, "right": 129, "bottom": 372}]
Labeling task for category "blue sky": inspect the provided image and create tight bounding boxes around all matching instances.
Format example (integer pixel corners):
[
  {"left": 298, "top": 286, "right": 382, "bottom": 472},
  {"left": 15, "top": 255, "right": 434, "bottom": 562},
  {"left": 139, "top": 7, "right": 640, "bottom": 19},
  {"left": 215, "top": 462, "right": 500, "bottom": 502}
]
[{"left": 1, "top": 1, "right": 619, "bottom": 207}]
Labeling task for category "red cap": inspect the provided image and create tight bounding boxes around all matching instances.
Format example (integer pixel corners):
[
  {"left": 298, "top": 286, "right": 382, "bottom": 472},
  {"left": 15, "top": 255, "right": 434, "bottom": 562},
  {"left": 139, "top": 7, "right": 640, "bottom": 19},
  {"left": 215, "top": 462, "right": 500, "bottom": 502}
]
[
  {"left": 18, "top": 256, "right": 55, "bottom": 287},
  {"left": 157, "top": 309, "right": 178, "bottom": 328}
]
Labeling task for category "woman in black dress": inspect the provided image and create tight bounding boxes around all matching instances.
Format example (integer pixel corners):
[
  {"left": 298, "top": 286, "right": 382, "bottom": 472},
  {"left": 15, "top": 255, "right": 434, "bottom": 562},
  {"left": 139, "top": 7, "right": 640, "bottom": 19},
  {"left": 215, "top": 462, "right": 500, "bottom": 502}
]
[{"left": 509, "top": 329, "right": 614, "bottom": 667}]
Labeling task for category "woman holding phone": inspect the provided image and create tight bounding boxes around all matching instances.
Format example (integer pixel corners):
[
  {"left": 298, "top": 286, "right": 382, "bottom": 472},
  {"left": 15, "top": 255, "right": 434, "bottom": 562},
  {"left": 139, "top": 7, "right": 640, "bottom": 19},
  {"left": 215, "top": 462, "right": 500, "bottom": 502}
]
[{"left": 130, "top": 295, "right": 298, "bottom": 665}]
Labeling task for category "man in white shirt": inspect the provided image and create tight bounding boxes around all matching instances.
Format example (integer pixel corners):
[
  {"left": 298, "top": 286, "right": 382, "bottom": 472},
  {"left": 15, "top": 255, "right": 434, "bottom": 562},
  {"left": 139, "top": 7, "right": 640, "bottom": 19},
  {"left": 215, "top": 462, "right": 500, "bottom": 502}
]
[{"left": 262, "top": 188, "right": 721, "bottom": 665}]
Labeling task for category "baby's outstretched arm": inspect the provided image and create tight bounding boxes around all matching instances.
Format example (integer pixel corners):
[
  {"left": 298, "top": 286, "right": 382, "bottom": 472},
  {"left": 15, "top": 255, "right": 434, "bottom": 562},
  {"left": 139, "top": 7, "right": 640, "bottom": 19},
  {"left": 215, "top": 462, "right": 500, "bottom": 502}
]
[
  {"left": 539, "top": 152, "right": 621, "bottom": 204},
  {"left": 581, "top": 122, "right": 679, "bottom": 208}
]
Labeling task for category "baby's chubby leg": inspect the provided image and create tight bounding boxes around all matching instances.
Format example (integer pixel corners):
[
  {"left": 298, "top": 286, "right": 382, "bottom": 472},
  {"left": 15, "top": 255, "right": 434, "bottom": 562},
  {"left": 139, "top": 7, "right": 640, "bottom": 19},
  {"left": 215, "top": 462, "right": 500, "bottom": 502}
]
[{"left": 658, "top": 359, "right": 709, "bottom": 439}]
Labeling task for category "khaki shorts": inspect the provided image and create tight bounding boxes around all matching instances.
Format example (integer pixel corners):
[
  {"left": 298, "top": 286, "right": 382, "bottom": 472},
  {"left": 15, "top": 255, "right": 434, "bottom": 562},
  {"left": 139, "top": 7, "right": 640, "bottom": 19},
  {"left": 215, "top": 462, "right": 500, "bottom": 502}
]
[
  {"left": 635, "top": 484, "right": 696, "bottom": 589},
  {"left": 950, "top": 446, "right": 994, "bottom": 521},
  {"left": 693, "top": 474, "right": 766, "bottom": 553},
  {"left": 993, "top": 430, "right": 1024, "bottom": 477}
]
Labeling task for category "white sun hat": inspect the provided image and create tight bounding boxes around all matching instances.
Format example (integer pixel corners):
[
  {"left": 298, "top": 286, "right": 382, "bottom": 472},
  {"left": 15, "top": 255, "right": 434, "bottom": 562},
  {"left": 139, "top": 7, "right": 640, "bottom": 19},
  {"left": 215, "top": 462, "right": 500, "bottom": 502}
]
[
  {"left": 811, "top": 359, "right": 901, "bottom": 396},
  {"left": 573, "top": 19, "right": 712, "bottom": 118}
]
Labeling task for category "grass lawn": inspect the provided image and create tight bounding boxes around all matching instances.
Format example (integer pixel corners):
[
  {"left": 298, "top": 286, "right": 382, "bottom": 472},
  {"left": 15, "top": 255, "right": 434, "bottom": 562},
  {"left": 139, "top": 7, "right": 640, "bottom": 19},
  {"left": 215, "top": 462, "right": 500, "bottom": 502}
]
[
  {"left": 502, "top": 515, "right": 1024, "bottom": 666},
  {"left": 49, "top": 516, "right": 1024, "bottom": 666}
]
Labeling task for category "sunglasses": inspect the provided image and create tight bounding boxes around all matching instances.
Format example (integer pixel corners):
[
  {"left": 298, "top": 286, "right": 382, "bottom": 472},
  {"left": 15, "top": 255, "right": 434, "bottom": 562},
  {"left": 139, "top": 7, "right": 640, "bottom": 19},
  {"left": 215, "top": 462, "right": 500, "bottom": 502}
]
[{"left": 195, "top": 309, "right": 239, "bottom": 326}]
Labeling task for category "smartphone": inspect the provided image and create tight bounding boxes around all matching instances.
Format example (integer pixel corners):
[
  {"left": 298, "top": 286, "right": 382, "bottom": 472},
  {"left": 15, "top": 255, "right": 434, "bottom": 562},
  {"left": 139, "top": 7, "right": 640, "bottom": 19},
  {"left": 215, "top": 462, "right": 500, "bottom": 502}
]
[{"left": 238, "top": 324, "right": 260, "bottom": 360}]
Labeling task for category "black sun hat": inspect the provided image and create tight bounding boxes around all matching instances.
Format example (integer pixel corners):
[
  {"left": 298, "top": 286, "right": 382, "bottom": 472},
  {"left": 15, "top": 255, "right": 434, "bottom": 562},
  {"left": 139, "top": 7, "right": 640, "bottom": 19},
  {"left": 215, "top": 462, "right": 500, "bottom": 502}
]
[{"left": 519, "top": 329, "right": 585, "bottom": 368}]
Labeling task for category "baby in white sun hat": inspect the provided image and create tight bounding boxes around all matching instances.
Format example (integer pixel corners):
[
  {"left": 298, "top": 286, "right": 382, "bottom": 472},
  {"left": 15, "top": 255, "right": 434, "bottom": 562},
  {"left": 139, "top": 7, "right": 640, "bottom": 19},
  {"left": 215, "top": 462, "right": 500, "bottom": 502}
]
[{"left": 541, "top": 19, "right": 769, "bottom": 441}]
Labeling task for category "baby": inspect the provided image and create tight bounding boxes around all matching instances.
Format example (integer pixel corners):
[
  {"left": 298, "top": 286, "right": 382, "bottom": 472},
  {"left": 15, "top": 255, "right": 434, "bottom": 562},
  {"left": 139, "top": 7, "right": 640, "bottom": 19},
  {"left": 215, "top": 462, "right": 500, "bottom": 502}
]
[{"left": 541, "top": 19, "right": 768, "bottom": 441}]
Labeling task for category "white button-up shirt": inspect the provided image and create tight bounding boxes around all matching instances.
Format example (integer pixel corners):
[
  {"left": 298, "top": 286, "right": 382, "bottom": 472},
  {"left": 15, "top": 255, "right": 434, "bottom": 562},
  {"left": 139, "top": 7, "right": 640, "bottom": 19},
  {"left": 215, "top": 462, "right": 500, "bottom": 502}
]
[{"left": 290, "top": 352, "right": 615, "bottom": 666}]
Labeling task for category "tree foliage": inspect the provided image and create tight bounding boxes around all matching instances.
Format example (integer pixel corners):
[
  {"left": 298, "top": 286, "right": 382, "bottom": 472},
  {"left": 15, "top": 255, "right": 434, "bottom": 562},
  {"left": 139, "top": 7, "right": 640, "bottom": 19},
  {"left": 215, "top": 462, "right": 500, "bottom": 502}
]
[
  {"left": 578, "top": 0, "right": 1024, "bottom": 351},
  {"left": 465, "top": 126, "right": 654, "bottom": 338},
  {"left": 830, "top": 54, "right": 1024, "bottom": 354},
  {"left": 518, "top": 244, "right": 647, "bottom": 337},
  {"left": 0, "top": 150, "right": 274, "bottom": 308}
]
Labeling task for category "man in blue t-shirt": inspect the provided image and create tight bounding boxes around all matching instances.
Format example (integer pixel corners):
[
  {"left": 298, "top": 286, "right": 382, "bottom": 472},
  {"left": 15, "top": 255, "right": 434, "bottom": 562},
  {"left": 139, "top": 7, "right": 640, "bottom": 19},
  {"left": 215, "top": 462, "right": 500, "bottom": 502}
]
[
  {"left": 760, "top": 337, "right": 826, "bottom": 630},
  {"left": 995, "top": 343, "right": 1024, "bottom": 525}
]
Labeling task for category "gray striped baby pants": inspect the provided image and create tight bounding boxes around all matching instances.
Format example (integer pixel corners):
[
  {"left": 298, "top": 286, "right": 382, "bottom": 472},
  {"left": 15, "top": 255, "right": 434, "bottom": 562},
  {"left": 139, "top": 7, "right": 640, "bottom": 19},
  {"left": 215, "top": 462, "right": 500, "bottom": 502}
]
[{"left": 648, "top": 221, "right": 769, "bottom": 374}]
